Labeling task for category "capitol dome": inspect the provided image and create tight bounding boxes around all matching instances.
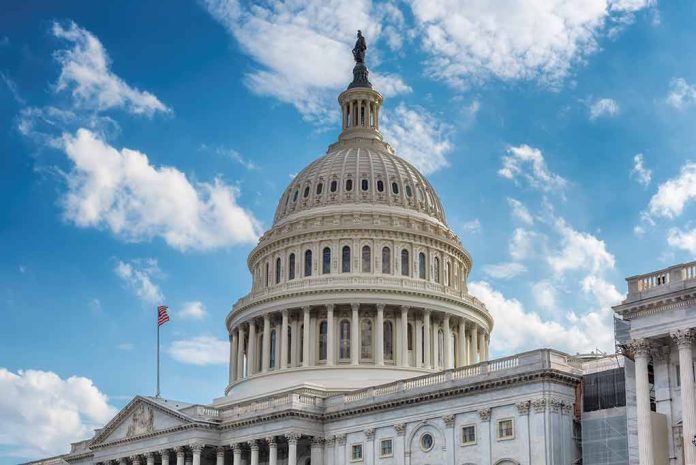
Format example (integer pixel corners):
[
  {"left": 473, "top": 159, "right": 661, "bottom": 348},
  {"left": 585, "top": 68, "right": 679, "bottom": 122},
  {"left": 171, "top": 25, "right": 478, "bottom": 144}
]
[{"left": 223, "top": 48, "right": 492, "bottom": 402}]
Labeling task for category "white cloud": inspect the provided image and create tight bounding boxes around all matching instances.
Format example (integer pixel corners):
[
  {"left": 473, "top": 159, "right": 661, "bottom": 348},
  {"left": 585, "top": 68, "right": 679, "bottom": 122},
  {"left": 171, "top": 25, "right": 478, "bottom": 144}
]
[
  {"left": 647, "top": 162, "right": 696, "bottom": 219},
  {"left": 630, "top": 153, "right": 652, "bottom": 186},
  {"left": 114, "top": 258, "right": 164, "bottom": 304},
  {"left": 469, "top": 281, "right": 616, "bottom": 354},
  {"left": 408, "top": 0, "right": 654, "bottom": 88},
  {"left": 459, "top": 218, "right": 482, "bottom": 234},
  {"left": 60, "top": 128, "right": 261, "bottom": 250},
  {"left": 169, "top": 336, "right": 228, "bottom": 365},
  {"left": 532, "top": 280, "right": 558, "bottom": 311},
  {"left": 381, "top": 103, "right": 452, "bottom": 174},
  {"left": 509, "top": 228, "right": 541, "bottom": 261},
  {"left": 178, "top": 301, "right": 208, "bottom": 320},
  {"left": 667, "top": 227, "right": 696, "bottom": 255},
  {"left": 482, "top": 262, "right": 527, "bottom": 279},
  {"left": 589, "top": 98, "right": 620, "bottom": 120},
  {"left": 499, "top": 145, "right": 567, "bottom": 193},
  {"left": 666, "top": 78, "right": 696, "bottom": 109},
  {"left": 0, "top": 368, "right": 116, "bottom": 459},
  {"left": 52, "top": 21, "right": 170, "bottom": 117},
  {"left": 547, "top": 218, "right": 615, "bottom": 275},
  {"left": 371, "top": 73, "right": 412, "bottom": 97},
  {"left": 201, "top": 0, "right": 409, "bottom": 122},
  {"left": 507, "top": 197, "right": 534, "bottom": 225}
]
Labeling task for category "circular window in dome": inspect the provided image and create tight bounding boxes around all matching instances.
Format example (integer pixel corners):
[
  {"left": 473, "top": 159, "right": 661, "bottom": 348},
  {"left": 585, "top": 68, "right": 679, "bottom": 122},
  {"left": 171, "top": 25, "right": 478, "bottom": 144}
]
[{"left": 420, "top": 433, "right": 434, "bottom": 452}]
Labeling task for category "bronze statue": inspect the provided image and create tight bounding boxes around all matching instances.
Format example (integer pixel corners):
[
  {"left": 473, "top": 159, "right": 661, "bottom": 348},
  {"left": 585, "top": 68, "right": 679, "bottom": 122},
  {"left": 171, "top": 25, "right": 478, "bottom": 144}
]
[{"left": 352, "top": 30, "right": 367, "bottom": 64}]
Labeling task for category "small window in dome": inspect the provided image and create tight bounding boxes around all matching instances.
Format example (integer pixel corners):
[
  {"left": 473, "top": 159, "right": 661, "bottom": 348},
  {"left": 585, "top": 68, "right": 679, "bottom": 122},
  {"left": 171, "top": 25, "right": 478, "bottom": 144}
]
[
  {"left": 330, "top": 180, "right": 338, "bottom": 192},
  {"left": 392, "top": 182, "right": 399, "bottom": 195},
  {"left": 303, "top": 186, "right": 310, "bottom": 198},
  {"left": 406, "top": 185, "right": 413, "bottom": 197},
  {"left": 346, "top": 179, "right": 353, "bottom": 191},
  {"left": 361, "top": 179, "right": 369, "bottom": 191},
  {"left": 316, "top": 183, "right": 323, "bottom": 195},
  {"left": 293, "top": 190, "right": 299, "bottom": 202},
  {"left": 377, "top": 180, "right": 384, "bottom": 192}
]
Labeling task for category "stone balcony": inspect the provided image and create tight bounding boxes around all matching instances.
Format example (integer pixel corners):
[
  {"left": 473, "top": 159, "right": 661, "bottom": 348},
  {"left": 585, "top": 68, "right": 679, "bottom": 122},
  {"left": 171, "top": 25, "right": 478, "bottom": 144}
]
[{"left": 623, "top": 260, "right": 696, "bottom": 304}]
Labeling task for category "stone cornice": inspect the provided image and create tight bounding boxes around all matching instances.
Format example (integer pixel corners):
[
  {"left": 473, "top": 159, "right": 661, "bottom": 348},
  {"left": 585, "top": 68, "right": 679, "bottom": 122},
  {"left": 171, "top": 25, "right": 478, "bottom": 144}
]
[{"left": 613, "top": 292, "right": 696, "bottom": 320}]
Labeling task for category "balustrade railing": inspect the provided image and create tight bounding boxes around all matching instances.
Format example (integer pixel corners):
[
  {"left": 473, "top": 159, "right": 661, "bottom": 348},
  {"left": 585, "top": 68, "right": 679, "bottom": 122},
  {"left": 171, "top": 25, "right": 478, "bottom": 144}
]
[{"left": 626, "top": 260, "right": 696, "bottom": 301}]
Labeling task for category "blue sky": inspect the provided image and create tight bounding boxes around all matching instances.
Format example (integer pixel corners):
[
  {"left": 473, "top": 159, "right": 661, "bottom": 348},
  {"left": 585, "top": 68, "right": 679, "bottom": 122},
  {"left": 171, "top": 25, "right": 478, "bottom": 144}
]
[{"left": 2, "top": 0, "right": 696, "bottom": 461}]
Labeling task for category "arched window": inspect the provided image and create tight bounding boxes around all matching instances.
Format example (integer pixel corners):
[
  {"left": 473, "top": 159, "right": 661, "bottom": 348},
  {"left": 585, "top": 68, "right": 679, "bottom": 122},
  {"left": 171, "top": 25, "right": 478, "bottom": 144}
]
[
  {"left": 361, "top": 245, "right": 371, "bottom": 272},
  {"left": 438, "top": 329, "right": 445, "bottom": 368},
  {"left": 265, "top": 262, "right": 270, "bottom": 287},
  {"left": 342, "top": 245, "right": 351, "bottom": 273},
  {"left": 339, "top": 320, "right": 351, "bottom": 359},
  {"left": 384, "top": 321, "right": 394, "bottom": 361},
  {"left": 405, "top": 185, "right": 413, "bottom": 197},
  {"left": 275, "top": 257, "right": 281, "bottom": 284},
  {"left": 316, "top": 183, "right": 323, "bottom": 195},
  {"left": 361, "top": 179, "right": 369, "bottom": 191},
  {"left": 303, "top": 186, "right": 310, "bottom": 198},
  {"left": 345, "top": 179, "right": 353, "bottom": 192},
  {"left": 288, "top": 253, "right": 296, "bottom": 280},
  {"left": 293, "top": 190, "right": 299, "bottom": 202},
  {"left": 322, "top": 247, "right": 331, "bottom": 274},
  {"left": 382, "top": 247, "right": 391, "bottom": 274},
  {"left": 391, "top": 182, "right": 399, "bottom": 194},
  {"left": 304, "top": 250, "right": 312, "bottom": 277},
  {"left": 269, "top": 330, "right": 276, "bottom": 368},
  {"left": 377, "top": 180, "right": 384, "bottom": 192},
  {"left": 434, "top": 257, "right": 440, "bottom": 283},
  {"left": 330, "top": 180, "right": 338, "bottom": 192},
  {"left": 419, "top": 252, "right": 426, "bottom": 279},
  {"left": 401, "top": 249, "right": 410, "bottom": 276},
  {"left": 361, "top": 319, "right": 373, "bottom": 359},
  {"left": 319, "top": 320, "right": 328, "bottom": 361}
]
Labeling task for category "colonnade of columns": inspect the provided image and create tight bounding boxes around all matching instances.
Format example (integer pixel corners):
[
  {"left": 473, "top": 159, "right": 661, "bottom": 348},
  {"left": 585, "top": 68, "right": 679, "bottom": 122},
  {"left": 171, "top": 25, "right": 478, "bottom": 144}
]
[
  {"left": 629, "top": 329, "right": 695, "bottom": 465},
  {"left": 341, "top": 96, "right": 379, "bottom": 130},
  {"left": 229, "top": 304, "right": 490, "bottom": 383}
]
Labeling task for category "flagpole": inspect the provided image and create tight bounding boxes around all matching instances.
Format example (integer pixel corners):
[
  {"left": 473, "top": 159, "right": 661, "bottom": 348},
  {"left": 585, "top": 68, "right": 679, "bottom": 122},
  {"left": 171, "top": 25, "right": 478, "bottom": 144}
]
[{"left": 156, "top": 309, "right": 160, "bottom": 398}]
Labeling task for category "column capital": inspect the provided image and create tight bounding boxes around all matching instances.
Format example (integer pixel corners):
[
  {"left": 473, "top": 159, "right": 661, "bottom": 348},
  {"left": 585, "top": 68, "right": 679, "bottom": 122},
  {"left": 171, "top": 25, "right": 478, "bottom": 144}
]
[
  {"left": 671, "top": 329, "right": 695, "bottom": 348},
  {"left": 286, "top": 432, "right": 300, "bottom": 445},
  {"left": 516, "top": 400, "right": 531, "bottom": 415},
  {"left": 325, "top": 436, "right": 336, "bottom": 447},
  {"left": 119, "top": 459, "right": 128, "bottom": 465},
  {"left": 190, "top": 443, "right": 203, "bottom": 454},
  {"left": 351, "top": 302, "right": 359, "bottom": 312},
  {"left": 376, "top": 303, "right": 385, "bottom": 311},
  {"left": 442, "top": 415, "right": 455, "bottom": 428},
  {"left": 144, "top": 452, "right": 155, "bottom": 460},
  {"left": 302, "top": 305, "right": 311, "bottom": 313},
  {"left": 423, "top": 308, "right": 432, "bottom": 315},
  {"left": 400, "top": 305, "right": 410, "bottom": 312},
  {"left": 628, "top": 338, "right": 654, "bottom": 357},
  {"left": 531, "top": 398, "right": 546, "bottom": 413},
  {"left": 311, "top": 437, "right": 325, "bottom": 448},
  {"left": 176, "top": 446, "right": 186, "bottom": 456},
  {"left": 478, "top": 408, "right": 491, "bottom": 421},
  {"left": 394, "top": 423, "right": 406, "bottom": 436},
  {"left": 159, "top": 450, "right": 171, "bottom": 457},
  {"left": 326, "top": 303, "right": 334, "bottom": 311},
  {"left": 282, "top": 308, "right": 288, "bottom": 316},
  {"left": 336, "top": 433, "right": 347, "bottom": 446},
  {"left": 364, "top": 428, "right": 375, "bottom": 441},
  {"left": 248, "top": 440, "right": 258, "bottom": 451},
  {"left": 230, "top": 443, "right": 242, "bottom": 453},
  {"left": 216, "top": 447, "right": 226, "bottom": 457},
  {"left": 130, "top": 456, "right": 142, "bottom": 465},
  {"left": 266, "top": 436, "right": 277, "bottom": 447},
  {"left": 549, "top": 398, "right": 563, "bottom": 413}
]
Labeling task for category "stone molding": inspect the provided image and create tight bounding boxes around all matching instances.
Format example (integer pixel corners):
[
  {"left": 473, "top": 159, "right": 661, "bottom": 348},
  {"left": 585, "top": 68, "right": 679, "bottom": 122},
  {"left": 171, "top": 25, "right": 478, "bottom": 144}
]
[
  {"left": 549, "top": 398, "right": 563, "bottom": 413},
  {"left": 671, "top": 329, "right": 695, "bottom": 348},
  {"left": 628, "top": 338, "right": 653, "bottom": 357},
  {"left": 286, "top": 432, "right": 300, "bottom": 445},
  {"left": 247, "top": 440, "right": 258, "bottom": 451},
  {"left": 478, "top": 408, "right": 491, "bottom": 421},
  {"left": 325, "top": 436, "right": 336, "bottom": 447},
  {"left": 265, "top": 436, "right": 277, "bottom": 447},
  {"left": 515, "top": 401, "right": 530, "bottom": 415},
  {"left": 442, "top": 415, "right": 455, "bottom": 428},
  {"left": 394, "top": 423, "right": 406, "bottom": 436},
  {"left": 311, "top": 437, "right": 325, "bottom": 448},
  {"left": 532, "top": 399, "right": 546, "bottom": 413},
  {"left": 336, "top": 433, "right": 347, "bottom": 446},
  {"left": 364, "top": 428, "right": 375, "bottom": 440}
]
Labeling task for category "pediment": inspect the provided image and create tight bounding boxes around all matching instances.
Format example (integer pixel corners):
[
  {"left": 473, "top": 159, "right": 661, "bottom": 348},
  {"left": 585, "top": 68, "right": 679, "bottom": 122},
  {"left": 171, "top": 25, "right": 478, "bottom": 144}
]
[{"left": 91, "top": 397, "right": 194, "bottom": 446}]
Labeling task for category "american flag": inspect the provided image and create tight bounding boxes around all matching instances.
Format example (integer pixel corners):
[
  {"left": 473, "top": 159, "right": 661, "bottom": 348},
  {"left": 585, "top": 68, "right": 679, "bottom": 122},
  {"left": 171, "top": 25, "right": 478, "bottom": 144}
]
[{"left": 157, "top": 305, "right": 170, "bottom": 326}]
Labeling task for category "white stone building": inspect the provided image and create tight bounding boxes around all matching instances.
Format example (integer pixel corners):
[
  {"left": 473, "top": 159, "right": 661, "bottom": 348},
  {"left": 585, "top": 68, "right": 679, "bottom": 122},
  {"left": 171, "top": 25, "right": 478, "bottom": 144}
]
[{"left": 26, "top": 41, "right": 696, "bottom": 465}]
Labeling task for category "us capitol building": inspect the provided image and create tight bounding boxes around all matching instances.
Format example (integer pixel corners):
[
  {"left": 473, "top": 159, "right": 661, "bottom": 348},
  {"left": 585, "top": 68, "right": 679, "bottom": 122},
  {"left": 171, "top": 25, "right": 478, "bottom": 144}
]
[{"left": 32, "top": 35, "right": 696, "bottom": 465}]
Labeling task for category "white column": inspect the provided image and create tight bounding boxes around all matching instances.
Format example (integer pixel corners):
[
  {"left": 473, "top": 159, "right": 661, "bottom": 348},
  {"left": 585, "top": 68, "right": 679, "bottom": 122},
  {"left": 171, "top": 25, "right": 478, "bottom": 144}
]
[
  {"left": 376, "top": 304, "right": 384, "bottom": 366},
  {"left": 176, "top": 447, "right": 185, "bottom": 465},
  {"left": 415, "top": 318, "right": 423, "bottom": 368},
  {"left": 632, "top": 339, "right": 655, "bottom": 465},
  {"left": 444, "top": 314, "right": 453, "bottom": 369},
  {"left": 216, "top": 447, "right": 225, "bottom": 465},
  {"left": 432, "top": 317, "right": 439, "bottom": 369},
  {"left": 327, "top": 304, "right": 335, "bottom": 365},
  {"left": 325, "top": 437, "right": 335, "bottom": 465},
  {"left": 237, "top": 325, "right": 246, "bottom": 379},
  {"left": 132, "top": 455, "right": 142, "bottom": 465},
  {"left": 458, "top": 319, "right": 467, "bottom": 367},
  {"left": 395, "top": 425, "right": 405, "bottom": 463},
  {"left": 483, "top": 333, "right": 489, "bottom": 361},
  {"left": 248, "top": 441, "right": 258, "bottom": 465},
  {"left": 311, "top": 437, "right": 324, "bottom": 465},
  {"left": 287, "top": 433, "right": 299, "bottom": 465},
  {"left": 229, "top": 331, "right": 238, "bottom": 382},
  {"left": 160, "top": 450, "right": 171, "bottom": 465},
  {"left": 471, "top": 325, "right": 478, "bottom": 364},
  {"left": 302, "top": 306, "right": 311, "bottom": 366},
  {"left": 281, "top": 310, "right": 289, "bottom": 369},
  {"left": 231, "top": 444, "right": 241, "bottom": 465},
  {"left": 423, "top": 310, "right": 431, "bottom": 369},
  {"left": 290, "top": 317, "right": 298, "bottom": 367},
  {"left": 400, "top": 306, "right": 409, "bottom": 366},
  {"left": 351, "top": 303, "right": 360, "bottom": 365},
  {"left": 267, "top": 437, "right": 277, "bottom": 465},
  {"left": 673, "top": 330, "right": 696, "bottom": 465},
  {"left": 146, "top": 452, "right": 155, "bottom": 465},
  {"left": 262, "top": 315, "right": 271, "bottom": 372},
  {"left": 191, "top": 444, "right": 202, "bottom": 465},
  {"left": 248, "top": 320, "right": 257, "bottom": 375}
]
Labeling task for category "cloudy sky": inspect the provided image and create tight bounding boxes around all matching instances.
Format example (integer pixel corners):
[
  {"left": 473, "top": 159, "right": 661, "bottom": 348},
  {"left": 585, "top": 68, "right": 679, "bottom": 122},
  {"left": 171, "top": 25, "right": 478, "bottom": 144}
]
[{"left": 2, "top": 0, "right": 696, "bottom": 461}]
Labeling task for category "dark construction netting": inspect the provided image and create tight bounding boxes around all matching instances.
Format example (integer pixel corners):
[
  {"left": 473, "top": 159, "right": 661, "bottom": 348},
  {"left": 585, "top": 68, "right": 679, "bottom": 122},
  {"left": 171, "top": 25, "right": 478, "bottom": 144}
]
[{"left": 583, "top": 367, "right": 626, "bottom": 412}]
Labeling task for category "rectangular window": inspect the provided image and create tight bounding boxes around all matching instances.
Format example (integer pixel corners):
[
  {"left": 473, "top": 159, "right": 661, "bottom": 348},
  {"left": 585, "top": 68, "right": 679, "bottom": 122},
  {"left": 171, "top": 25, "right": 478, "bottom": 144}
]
[
  {"left": 461, "top": 425, "right": 476, "bottom": 445},
  {"left": 379, "top": 438, "right": 393, "bottom": 458},
  {"left": 351, "top": 444, "right": 363, "bottom": 461},
  {"left": 497, "top": 418, "right": 514, "bottom": 441}
]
